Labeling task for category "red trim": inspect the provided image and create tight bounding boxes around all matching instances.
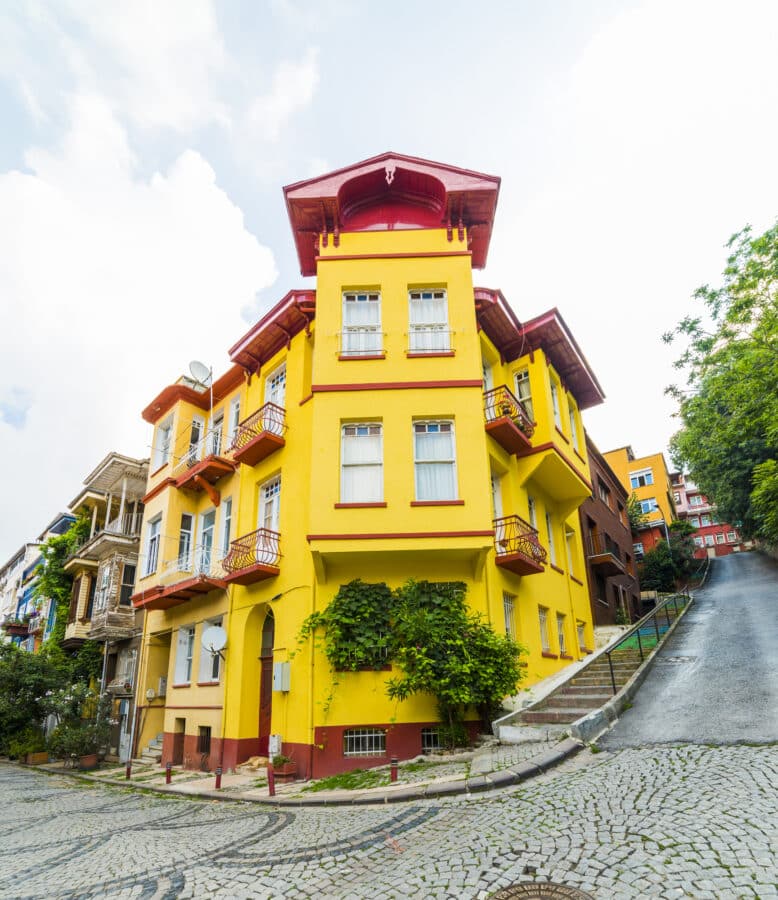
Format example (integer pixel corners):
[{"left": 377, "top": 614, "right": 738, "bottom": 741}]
[
  {"left": 541, "top": 651, "right": 559, "bottom": 659},
  {"left": 555, "top": 427, "right": 570, "bottom": 444},
  {"left": 196, "top": 681, "right": 221, "bottom": 687},
  {"left": 149, "top": 463, "right": 168, "bottom": 478},
  {"left": 549, "top": 563, "right": 565, "bottom": 574},
  {"left": 142, "top": 477, "right": 176, "bottom": 504},
  {"left": 338, "top": 353, "right": 386, "bottom": 361},
  {"left": 334, "top": 502, "right": 387, "bottom": 508},
  {"left": 312, "top": 379, "right": 483, "bottom": 393},
  {"left": 560, "top": 653, "right": 574, "bottom": 660},
  {"left": 406, "top": 351, "right": 456, "bottom": 358},
  {"left": 410, "top": 500, "right": 464, "bottom": 507},
  {"left": 299, "top": 393, "right": 313, "bottom": 406},
  {"left": 570, "top": 575, "right": 584, "bottom": 586},
  {"left": 316, "top": 250, "right": 472, "bottom": 263},
  {"left": 307, "top": 530, "right": 493, "bottom": 540},
  {"left": 142, "top": 366, "right": 243, "bottom": 424},
  {"left": 171, "top": 683, "right": 191, "bottom": 689}
]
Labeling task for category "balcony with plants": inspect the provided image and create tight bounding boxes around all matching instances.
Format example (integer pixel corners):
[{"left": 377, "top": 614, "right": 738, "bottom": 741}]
[
  {"left": 483, "top": 386, "right": 535, "bottom": 456},
  {"left": 493, "top": 514, "right": 547, "bottom": 575}
]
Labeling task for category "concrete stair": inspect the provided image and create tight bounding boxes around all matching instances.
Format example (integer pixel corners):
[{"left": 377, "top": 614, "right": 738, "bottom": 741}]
[{"left": 136, "top": 733, "right": 163, "bottom": 765}]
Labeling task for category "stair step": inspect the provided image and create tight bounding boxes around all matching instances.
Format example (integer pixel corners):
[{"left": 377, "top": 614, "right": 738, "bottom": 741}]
[
  {"left": 543, "top": 693, "right": 612, "bottom": 709},
  {"left": 522, "top": 708, "right": 593, "bottom": 724},
  {"left": 561, "top": 684, "right": 618, "bottom": 695}
]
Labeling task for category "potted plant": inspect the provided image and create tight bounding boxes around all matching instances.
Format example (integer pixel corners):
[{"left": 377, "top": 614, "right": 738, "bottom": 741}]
[
  {"left": 46, "top": 688, "right": 112, "bottom": 769},
  {"left": 271, "top": 753, "right": 297, "bottom": 782},
  {"left": 8, "top": 727, "right": 48, "bottom": 765}
]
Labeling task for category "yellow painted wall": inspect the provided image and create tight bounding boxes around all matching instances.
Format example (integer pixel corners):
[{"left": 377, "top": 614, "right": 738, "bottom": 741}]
[{"left": 603, "top": 448, "right": 676, "bottom": 526}]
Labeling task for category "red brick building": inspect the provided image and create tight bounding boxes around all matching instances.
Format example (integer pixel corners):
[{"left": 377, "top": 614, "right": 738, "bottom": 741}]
[{"left": 671, "top": 472, "right": 750, "bottom": 558}]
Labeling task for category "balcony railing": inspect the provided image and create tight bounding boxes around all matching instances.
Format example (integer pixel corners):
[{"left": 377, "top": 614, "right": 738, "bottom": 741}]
[
  {"left": 587, "top": 532, "right": 626, "bottom": 575},
  {"left": 223, "top": 528, "right": 281, "bottom": 585},
  {"left": 173, "top": 428, "right": 228, "bottom": 475},
  {"left": 339, "top": 327, "right": 384, "bottom": 357},
  {"left": 105, "top": 511, "right": 143, "bottom": 538},
  {"left": 131, "top": 545, "right": 228, "bottom": 610},
  {"left": 407, "top": 327, "right": 453, "bottom": 353},
  {"left": 229, "top": 404, "right": 286, "bottom": 466},
  {"left": 493, "top": 515, "right": 547, "bottom": 576},
  {"left": 483, "top": 386, "right": 535, "bottom": 456},
  {"left": 173, "top": 428, "right": 235, "bottom": 490}
]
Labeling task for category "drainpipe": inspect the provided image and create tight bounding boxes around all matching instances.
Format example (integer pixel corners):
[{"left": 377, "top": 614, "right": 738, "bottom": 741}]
[
  {"left": 308, "top": 575, "right": 317, "bottom": 780},
  {"left": 217, "top": 584, "right": 235, "bottom": 774}
]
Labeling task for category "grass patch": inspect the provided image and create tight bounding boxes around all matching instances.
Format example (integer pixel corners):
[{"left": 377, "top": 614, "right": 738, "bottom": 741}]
[
  {"left": 400, "top": 760, "right": 433, "bottom": 774},
  {"left": 301, "top": 767, "right": 388, "bottom": 793},
  {"left": 589, "top": 743, "right": 601, "bottom": 754}
]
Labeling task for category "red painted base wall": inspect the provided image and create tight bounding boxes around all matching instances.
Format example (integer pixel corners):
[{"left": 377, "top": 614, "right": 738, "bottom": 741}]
[{"left": 161, "top": 732, "right": 223, "bottom": 773}]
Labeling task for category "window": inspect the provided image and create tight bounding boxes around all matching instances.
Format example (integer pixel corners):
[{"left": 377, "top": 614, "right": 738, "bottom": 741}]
[
  {"left": 95, "top": 564, "right": 111, "bottom": 612},
  {"left": 633, "top": 542, "right": 644, "bottom": 558},
  {"left": 577, "top": 621, "right": 586, "bottom": 650},
  {"left": 514, "top": 369, "right": 533, "bottom": 420},
  {"left": 115, "top": 648, "right": 137, "bottom": 686},
  {"left": 550, "top": 380, "right": 562, "bottom": 430},
  {"left": 220, "top": 498, "right": 233, "bottom": 557},
  {"left": 545, "top": 512, "right": 557, "bottom": 565},
  {"left": 119, "top": 564, "right": 136, "bottom": 606},
  {"left": 258, "top": 476, "right": 281, "bottom": 534},
  {"left": 408, "top": 289, "right": 449, "bottom": 351},
  {"left": 694, "top": 536, "right": 704, "bottom": 547},
  {"left": 715, "top": 533, "right": 725, "bottom": 544},
  {"left": 705, "top": 534, "right": 715, "bottom": 547},
  {"left": 414, "top": 421, "right": 457, "bottom": 501},
  {"left": 176, "top": 513, "right": 194, "bottom": 570},
  {"left": 341, "top": 424, "right": 383, "bottom": 502},
  {"left": 227, "top": 396, "right": 241, "bottom": 445},
  {"left": 144, "top": 516, "right": 161, "bottom": 576},
  {"left": 174, "top": 626, "right": 196, "bottom": 684},
  {"left": 689, "top": 495, "right": 704, "bottom": 507},
  {"left": 673, "top": 491, "right": 681, "bottom": 503},
  {"left": 342, "top": 291, "right": 381, "bottom": 355},
  {"left": 84, "top": 575, "right": 96, "bottom": 619},
  {"left": 527, "top": 495, "right": 537, "bottom": 529},
  {"left": 556, "top": 614, "right": 567, "bottom": 655},
  {"left": 598, "top": 480, "right": 611, "bottom": 508},
  {"left": 617, "top": 502, "right": 626, "bottom": 526},
  {"left": 565, "top": 526, "right": 577, "bottom": 576},
  {"left": 343, "top": 728, "right": 386, "bottom": 757},
  {"left": 639, "top": 498, "right": 658, "bottom": 515},
  {"left": 206, "top": 409, "right": 224, "bottom": 457},
  {"left": 68, "top": 576, "right": 82, "bottom": 623},
  {"left": 538, "top": 606, "right": 550, "bottom": 652},
  {"left": 421, "top": 728, "right": 441, "bottom": 754},
  {"left": 153, "top": 417, "right": 173, "bottom": 469},
  {"left": 727, "top": 531, "right": 737, "bottom": 543},
  {"left": 700, "top": 514, "right": 712, "bottom": 526},
  {"left": 198, "top": 618, "right": 223, "bottom": 682},
  {"left": 630, "top": 470, "right": 654, "bottom": 489},
  {"left": 568, "top": 401, "right": 580, "bottom": 451},
  {"left": 197, "top": 726, "right": 212, "bottom": 756},
  {"left": 185, "top": 416, "right": 205, "bottom": 467},
  {"left": 265, "top": 363, "right": 286, "bottom": 408},
  {"left": 503, "top": 592, "right": 516, "bottom": 638},
  {"left": 689, "top": 516, "right": 700, "bottom": 528}
]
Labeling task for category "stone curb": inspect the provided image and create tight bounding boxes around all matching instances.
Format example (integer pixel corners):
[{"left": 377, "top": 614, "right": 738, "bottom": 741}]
[
  {"left": 570, "top": 594, "right": 696, "bottom": 745},
  {"left": 17, "top": 736, "right": 584, "bottom": 807}
]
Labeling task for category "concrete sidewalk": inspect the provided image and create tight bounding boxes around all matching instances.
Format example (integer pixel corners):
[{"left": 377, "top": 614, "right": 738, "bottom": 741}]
[{"left": 31, "top": 730, "right": 582, "bottom": 806}]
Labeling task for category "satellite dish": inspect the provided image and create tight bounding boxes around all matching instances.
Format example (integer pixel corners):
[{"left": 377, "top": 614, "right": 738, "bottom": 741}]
[
  {"left": 189, "top": 360, "right": 212, "bottom": 386},
  {"left": 202, "top": 625, "right": 227, "bottom": 653}
]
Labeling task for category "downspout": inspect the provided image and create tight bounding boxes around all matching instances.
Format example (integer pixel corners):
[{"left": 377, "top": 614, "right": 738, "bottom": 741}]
[
  {"left": 217, "top": 583, "right": 235, "bottom": 773},
  {"left": 308, "top": 575, "right": 317, "bottom": 780}
]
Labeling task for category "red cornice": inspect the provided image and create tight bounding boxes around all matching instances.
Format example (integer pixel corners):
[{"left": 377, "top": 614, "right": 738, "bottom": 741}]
[
  {"left": 307, "top": 530, "right": 494, "bottom": 541},
  {"left": 229, "top": 289, "right": 316, "bottom": 374},
  {"left": 142, "top": 477, "right": 176, "bottom": 504},
  {"left": 311, "top": 379, "right": 483, "bottom": 393},
  {"left": 142, "top": 365, "right": 243, "bottom": 425},
  {"left": 317, "top": 250, "right": 471, "bottom": 263}
]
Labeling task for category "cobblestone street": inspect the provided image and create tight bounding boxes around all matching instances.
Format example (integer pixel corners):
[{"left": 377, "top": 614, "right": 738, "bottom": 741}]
[{"left": 2, "top": 742, "right": 776, "bottom": 899}]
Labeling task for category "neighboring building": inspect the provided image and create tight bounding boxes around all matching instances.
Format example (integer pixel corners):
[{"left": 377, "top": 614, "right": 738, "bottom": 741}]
[
  {"left": 131, "top": 152, "right": 605, "bottom": 778},
  {"left": 671, "top": 472, "right": 749, "bottom": 558},
  {"left": 603, "top": 446, "right": 677, "bottom": 561},
  {"left": 63, "top": 453, "right": 148, "bottom": 761},
  {"left": 579, "top": 435, "right": 640, "bottom": 626},
  {"left": 0, "top": 514, "right": 75, "bottom": 651}
]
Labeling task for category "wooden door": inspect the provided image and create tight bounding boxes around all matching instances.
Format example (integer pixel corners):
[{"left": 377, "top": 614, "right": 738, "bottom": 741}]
[{"left": 258, "top": 611, "right": 275, "bottom": 756}]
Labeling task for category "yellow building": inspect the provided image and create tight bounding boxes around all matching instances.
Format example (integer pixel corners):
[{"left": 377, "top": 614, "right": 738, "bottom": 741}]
[
  {"left": 602, "top": 446, "right": 677, "bottom": 557},
  {"left": 131, "top": 153, "right": 605, "bottom": 778}
]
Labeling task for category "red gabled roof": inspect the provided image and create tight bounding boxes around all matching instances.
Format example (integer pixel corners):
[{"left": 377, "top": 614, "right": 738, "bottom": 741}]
[
  {"left": 229, "top": 289, "right": 315, "bottom": 373},
  {"left": 284, "top": 152, "right": 500, "bottom": 276},
  {"left": 142, "top": 365, "right": 243, "bottom": 424}
]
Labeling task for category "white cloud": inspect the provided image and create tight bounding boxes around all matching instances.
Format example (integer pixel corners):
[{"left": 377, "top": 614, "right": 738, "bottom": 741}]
[
  {"left": 0, "top": 94, "right": 277, "bottom": 560},
  {"left": 245, "top": 49, "right": 320, "bottom": 142}
]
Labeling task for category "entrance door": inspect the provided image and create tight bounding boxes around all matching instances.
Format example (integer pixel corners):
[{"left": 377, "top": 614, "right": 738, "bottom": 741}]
[
  {"left": 197, "top": 510, "right": 216, "bottom": 574},
  {"left": 258, "top": 611, "right": 275, "bottom": 756}
]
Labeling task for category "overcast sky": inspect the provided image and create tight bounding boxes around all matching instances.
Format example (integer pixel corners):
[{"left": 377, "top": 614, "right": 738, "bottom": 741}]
[{"left": 1, "top": 0, "right": 777, "bottom": 562}]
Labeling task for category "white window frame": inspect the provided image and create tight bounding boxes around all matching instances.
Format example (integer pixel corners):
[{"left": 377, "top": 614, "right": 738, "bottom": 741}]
[
  {"left": 343, "top": 728, "right": 386, "bottom": 757},
  {"left": 174, "top": 626, "right": 196, "bottom": 685},
  {"left": 527, "top": 495, "right": 537, "bottom": 529},
  {"left": 341, "top": 423, "right": 383, "bottom": 503},
  {"left": 705, "top": 534, "right": 715, "bottom": 547},
  {"left": 408, "top": 288, "right": 449, "bottom": 352},
  {"left": 556, "top": 613, "right": 567, "bottom": 655},
  {"left": 144, "top": 516, "right": 162, "bottom": 576},
  {"left": 220, "top": 497, "right": 233, "bottom": 558},
  {"left": 639, "top": 498, "right": 658, "bottom": 515},
  {"left": 503, "top": 592, "right": 516, "bottom": 639},
  {"left": 342, "top": 291, "right": 382, "bottom": 355},
  {"left": 727, "top": 531, "right": 737, "bottom": 543},
  {"left": 515, "top": 369, "right": 533, "bottom": 420},
  {"left": 545, "top": 512, "right": 557, "bottom": 566},
  {"left": 630, "top": 469, "right": 654, "bottom": 489},
  {"left": 633, "top": 541, "right": 644, "bottom": 557},
  {"left": 178, "top": 513, "right": 194, "bottom": 571},
  {"left": 715, "top": 532, "right": 725, "bottom": 544},
  {"left": 538, "top": 606, "right": 550, "bottom": 652},
  {"left": 550, "top": 379, "right": 562, "bottom": 430},
  {"left": 568, "top": 399, "right": 580, "bottom": 451},
  {"left": 689, "top": 516, "right": 700, "bottom": 528},
  {"left": 198, "top": 618, "right": 223, "bottom": 683},
  {"left": 207, "top": 409, "right": 224, "bottom": 457},
  {"left": 693, "top": 536, "right": 704, "bottom": 547},
  {"left": 227, "top": 395, "right": 241, "bottom": 445},
  {"left": 700, "top": 514, "right": 712, "bottom": 526},
  {"left": 264, "top": 363, "right": 287, "bottom": 408},
  {"left": 153, "top": 417, "right": 173, "bottom": 470},
  {"left": 413, "top": 420, "right": 457, "bottom": 501}
]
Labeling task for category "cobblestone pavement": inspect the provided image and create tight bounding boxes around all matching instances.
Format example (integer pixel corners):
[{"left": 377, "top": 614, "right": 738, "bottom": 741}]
[{"left": 2, "top": 742, "right": 776, "bottom": 899}]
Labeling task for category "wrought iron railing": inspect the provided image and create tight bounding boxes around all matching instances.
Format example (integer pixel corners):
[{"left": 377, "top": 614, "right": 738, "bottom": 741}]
[
  {"left": 229, "top": 403, "right": 286, "bottom": 452},
  {"left": 483, "top": 386, "right": 535, "bottom": 437},
  {"left": 223, "top": 528, "right": 281, "bottom": 573},
  {"left": 160, "top": 545, "right": 227, "bottom": 582},
  {"left": 173, "top": 427, "right": 225, "bottom": 474},
  {"left": 493, "top": 515, "right": 547, "bottom": 564}
]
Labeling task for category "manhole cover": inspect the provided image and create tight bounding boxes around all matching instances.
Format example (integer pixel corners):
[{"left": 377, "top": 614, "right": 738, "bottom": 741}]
[{"left": 490, "top": 884, "right": 594, "bottom": 899}]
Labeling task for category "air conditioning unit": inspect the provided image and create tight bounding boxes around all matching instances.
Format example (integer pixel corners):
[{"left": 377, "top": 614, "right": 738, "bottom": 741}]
[{"left": 157, "top": 676, "right": 167, "bottom": 697}]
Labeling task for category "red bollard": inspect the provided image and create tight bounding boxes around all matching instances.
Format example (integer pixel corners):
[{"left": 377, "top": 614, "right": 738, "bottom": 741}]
[
  {"left": 165, "top": 762, "right": 172, "bottom": 784},
  {"left": 390, "top": 756, "right": 398, "bottom": 783},
  {"left": 267, "top": 763, "right": 276, "bottom": 797},
  {"left": 215, "top": 766, "right": 222, "bottom": 790},
  {"left": 125, "top": 762, "right": 132, "bottom": 780}
]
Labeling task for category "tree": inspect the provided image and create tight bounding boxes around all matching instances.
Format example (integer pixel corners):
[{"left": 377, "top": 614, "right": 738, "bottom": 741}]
[
  {"left": 627, "top": 493, "right": 648, "bottom": 531},
  {"left": 638, "top": 522, "right": 697, "bottom": 591},
  {"left": 664, "top": 223, "right": 778, "bottom": 545}
]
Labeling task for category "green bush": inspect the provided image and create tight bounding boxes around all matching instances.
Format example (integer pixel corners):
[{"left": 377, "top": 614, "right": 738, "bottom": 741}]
[{"left": 7, "top": 726, "right": 47, "bottom": 759}]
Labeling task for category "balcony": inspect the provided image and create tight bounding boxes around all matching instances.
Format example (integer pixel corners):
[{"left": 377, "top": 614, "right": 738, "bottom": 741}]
[
  {"left": 89, "top": 591, "right": 135, "bottom": 642},
  {"left": 131, "top": 548, "right": 227, "bottom": 611},
  {"left": 1, "top": 616, "right": 30, "bottom": 638},
  {"left": 483, "top": 386, "right": 535, "bottom": 456},
  {"left": 587, "top": 533, "right": 626, "bottom": 576},
  {"left": 175, "top": 431, "right": 236, "bottom": 495},
  {"left": 493, "top": 515, "right": 547, "bottom": 575},
  {"left": 229, "top": 404, "right": 286, "bottom": 467},
  {"left": 223, "top": 528, "right": 281, "bottom": 584}
]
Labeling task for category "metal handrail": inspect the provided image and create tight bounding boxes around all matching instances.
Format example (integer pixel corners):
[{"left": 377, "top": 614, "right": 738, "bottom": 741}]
[
  {"left": 223, "top": 528, "right": 281, "bottom": 572},
  {"left": 228, "top": 403, "right": 286, "bottom": 452},
  {"left": 483, "top": 386, "right": 535, "bottom": 437},
  {"left": 493, "top": 515, "right": 547, "bottom": 564},
  {"left": 603, "top": 591, "right": 690, "bottom": 693}
]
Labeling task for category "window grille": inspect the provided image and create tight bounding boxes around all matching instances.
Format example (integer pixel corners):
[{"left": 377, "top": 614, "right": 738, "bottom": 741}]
[
  {"left": 421, "top": 728, "right": 441, "bottom": 754},
  {"left": 197, "top": 726, "right": 212, "bottom": 755},
  {"left": 538, "top": 607, "right": 550, "bottom": 652},
  {"left": 557, "top": 613, "right": 567, "bottom": 655},
  {"left": 503, "top": 592, "right": 516, "bottom": 638},
  {"left": 343, "top": 728, "right": 386, "bottom": 757}
]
